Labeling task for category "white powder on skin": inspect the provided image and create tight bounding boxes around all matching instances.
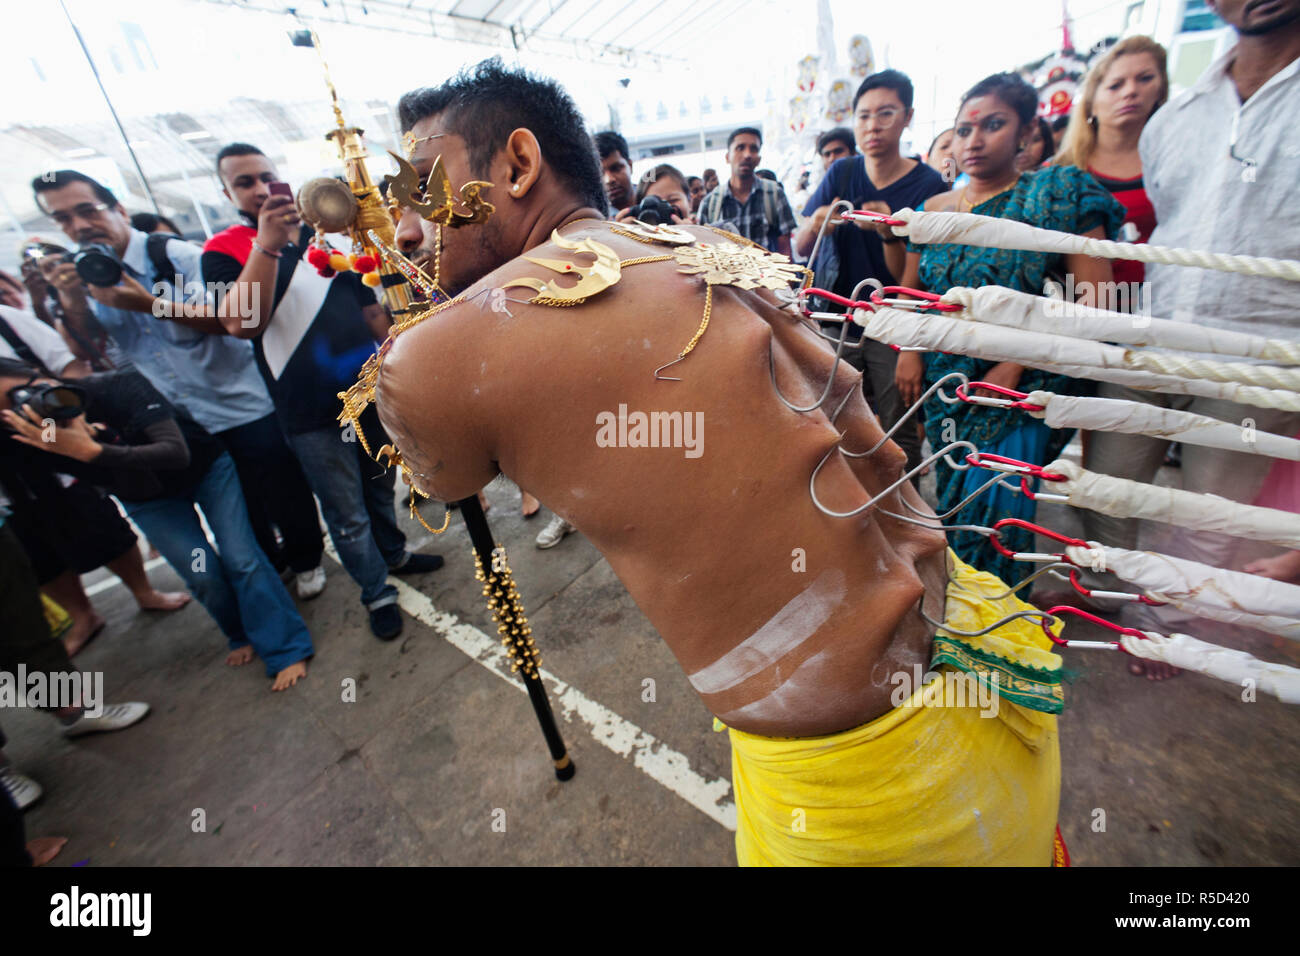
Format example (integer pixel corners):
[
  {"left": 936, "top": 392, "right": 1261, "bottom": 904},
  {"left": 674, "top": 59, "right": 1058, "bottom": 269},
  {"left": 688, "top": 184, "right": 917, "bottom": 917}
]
[
  {"left": 716, "top": 648, "right": 835, "bottom": 725},
  {"left": 687, "top": 569, "right": 846, "bottom": 696}
]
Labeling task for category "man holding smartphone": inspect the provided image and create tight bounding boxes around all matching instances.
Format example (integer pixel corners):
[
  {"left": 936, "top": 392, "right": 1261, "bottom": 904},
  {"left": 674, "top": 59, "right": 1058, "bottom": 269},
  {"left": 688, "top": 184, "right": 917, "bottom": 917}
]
[
  {"left": 30, "top": 170, "right": 328, "bottom": 599},
  {"left": 203, "top": 143, "right": 443, "bottom": 641}
]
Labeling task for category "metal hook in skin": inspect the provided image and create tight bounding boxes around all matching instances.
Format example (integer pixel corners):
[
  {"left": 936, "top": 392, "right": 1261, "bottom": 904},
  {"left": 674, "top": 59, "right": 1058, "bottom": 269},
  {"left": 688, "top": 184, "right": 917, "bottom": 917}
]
[
  {"left": 769, "top": 305, "right": 856, "bottom": 413},
  {"left": 918, "top": 599, "right": 1056, "bottom": 638},
  {"left": 838, "top": 371, "right": 970, "bottom": 459},
  {"left": 653, "top": 355, "right": 686, "bottom": 381},
  {"left": 810, "top": 440, "right": 978, "bottom": 519},
  {"left": 896, "top": 471, "right": 1022, "bottom": 521}
]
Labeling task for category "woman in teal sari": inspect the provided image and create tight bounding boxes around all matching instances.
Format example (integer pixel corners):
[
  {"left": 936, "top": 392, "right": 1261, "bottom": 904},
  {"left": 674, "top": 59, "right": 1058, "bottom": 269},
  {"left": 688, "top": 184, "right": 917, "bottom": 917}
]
[{"left": 894, "top": 73, "right": 1125, "bottom": 583}]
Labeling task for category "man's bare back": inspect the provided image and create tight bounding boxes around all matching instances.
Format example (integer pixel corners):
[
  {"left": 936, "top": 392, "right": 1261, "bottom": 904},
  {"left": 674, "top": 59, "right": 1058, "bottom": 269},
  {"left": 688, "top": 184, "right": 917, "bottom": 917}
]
[{"left": 378, "top": 220, "right": 949, "bottom": 737}]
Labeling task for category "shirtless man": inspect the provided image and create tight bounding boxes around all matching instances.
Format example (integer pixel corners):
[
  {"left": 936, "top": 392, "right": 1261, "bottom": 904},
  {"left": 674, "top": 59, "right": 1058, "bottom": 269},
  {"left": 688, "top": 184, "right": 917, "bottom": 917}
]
[{"left": 374, "top": 60, "right": 1064, "bottom": 866}]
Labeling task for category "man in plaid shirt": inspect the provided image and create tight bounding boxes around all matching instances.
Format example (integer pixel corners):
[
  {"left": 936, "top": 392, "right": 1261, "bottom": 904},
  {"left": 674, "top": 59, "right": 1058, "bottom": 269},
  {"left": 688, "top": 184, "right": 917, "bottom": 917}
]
[{"left": 697, "top": 127, "right": 797, "bottom": 255}]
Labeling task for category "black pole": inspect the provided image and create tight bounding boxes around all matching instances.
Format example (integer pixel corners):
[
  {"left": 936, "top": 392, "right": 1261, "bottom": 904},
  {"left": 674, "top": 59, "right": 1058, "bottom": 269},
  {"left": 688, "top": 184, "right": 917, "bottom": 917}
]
[{"left": 457, "top": 494, "right": 575, "bottom": 781}]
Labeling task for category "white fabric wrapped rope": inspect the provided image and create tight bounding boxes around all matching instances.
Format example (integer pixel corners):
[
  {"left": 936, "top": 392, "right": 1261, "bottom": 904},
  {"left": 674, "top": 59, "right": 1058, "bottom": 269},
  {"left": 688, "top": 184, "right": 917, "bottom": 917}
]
[
  {"left": 1026, "top": 393, "right": 1300, "bottom": 462},
  {"left": 858, "top": 306, "right": 1300, "bottom": 412},
  {"left": 1047, "top": 459, "right": 1300, "bottom": 549},
  {"left": 937, "top": 286, "right": 1300, "bottom": 366},
  {"left": 1118, "top": 633, "right": 1300, "bottom": 704},
  {"left": 890, "top": 208, "right": 1300, "bottom": 283},
  {"left": 1064, "top": 543, "right": 1300, "bottom": 623}
]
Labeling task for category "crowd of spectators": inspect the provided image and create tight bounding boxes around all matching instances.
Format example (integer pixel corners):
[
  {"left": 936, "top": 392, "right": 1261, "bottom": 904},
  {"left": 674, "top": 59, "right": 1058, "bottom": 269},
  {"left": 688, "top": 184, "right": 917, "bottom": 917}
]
[{"left": 3, "top": 0, "right": 1297, "bottom": 863}]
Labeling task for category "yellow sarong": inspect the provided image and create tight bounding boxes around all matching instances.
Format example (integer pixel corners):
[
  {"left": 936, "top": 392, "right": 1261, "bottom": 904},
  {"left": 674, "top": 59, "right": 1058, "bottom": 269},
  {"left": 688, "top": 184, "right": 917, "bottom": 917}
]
[{"left": 730, "top": 551, "right": 1064, "bottom": 866}]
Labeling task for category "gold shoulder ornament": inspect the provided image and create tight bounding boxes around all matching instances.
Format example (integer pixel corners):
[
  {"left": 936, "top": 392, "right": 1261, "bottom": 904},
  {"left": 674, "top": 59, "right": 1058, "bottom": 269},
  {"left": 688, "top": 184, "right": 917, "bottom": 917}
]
[{"left": 500, "top": 230, "right": 622, "bottom": 306}]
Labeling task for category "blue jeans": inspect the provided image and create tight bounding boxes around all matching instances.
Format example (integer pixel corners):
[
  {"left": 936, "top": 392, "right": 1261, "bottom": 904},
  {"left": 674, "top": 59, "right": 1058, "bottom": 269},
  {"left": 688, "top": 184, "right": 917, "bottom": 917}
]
[
  {"left": 286, "top": 422, "right": 405, "bottom": 608},
  {"left": 123, "top": 453, "right": 314, "bottom": 677}
]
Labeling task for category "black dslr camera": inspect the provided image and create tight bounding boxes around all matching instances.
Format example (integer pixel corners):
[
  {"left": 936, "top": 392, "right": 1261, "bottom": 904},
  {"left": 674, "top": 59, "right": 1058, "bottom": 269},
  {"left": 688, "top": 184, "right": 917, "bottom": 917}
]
[
  {"left": 6, "top": 381, "right": 88, "bottom": 424},
  {"left": 66, "top": 244, "right": 124, "bottom": 287},
  {"left": 25, "top": 239, "right": 123, "bottom": 287},
  {"left": 630, "top": 195, "right": 677, "bottom": 226}
]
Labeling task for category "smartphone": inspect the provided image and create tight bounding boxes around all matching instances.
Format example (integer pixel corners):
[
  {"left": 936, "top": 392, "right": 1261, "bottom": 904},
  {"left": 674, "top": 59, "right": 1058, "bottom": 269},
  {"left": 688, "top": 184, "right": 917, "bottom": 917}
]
[{"left": 268, "top": 181, "right": 293, "bottom": 199}]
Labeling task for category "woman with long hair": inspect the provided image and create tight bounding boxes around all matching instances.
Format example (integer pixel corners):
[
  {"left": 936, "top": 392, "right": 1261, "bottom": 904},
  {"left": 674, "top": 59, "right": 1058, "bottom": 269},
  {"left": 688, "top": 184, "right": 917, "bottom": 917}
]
[
  {"left": 1056, "top": 36, "right": 1168, "bottom": 287},
  {"left": 893, "top": 72, "right": 1125, "bottom": 582}
]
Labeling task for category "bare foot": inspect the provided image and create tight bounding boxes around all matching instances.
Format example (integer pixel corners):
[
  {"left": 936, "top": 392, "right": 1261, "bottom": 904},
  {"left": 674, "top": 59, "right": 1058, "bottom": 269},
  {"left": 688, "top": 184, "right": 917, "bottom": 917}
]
[
  {"left": 136, "top": 589, "right": 191, "bottom": 612},
  {"left": 271, "top": 660, "right": 308, "bottom": 691},
  {"left": 1244, "top": 551, "right": 1300, "bottom": 584},
  {"left": 62, "top": 614, "right": 106, "bottom": 658},
  {"left": 520, "top": 491, "right": 540, "bottom": 518},
  {"left": 1129, "top": 659, "right": 1181, "bottom": 680},
  {"left": 27, "top": 836, "right": 67, "bottom": 866},
  {"left": 226, "top": 646, "right": 255, "bottom": 667}
]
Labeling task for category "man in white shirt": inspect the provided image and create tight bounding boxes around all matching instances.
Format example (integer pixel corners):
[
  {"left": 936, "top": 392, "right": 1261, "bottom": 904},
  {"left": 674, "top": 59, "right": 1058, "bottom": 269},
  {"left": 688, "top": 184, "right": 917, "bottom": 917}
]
[
  {"left": 1079, "top": 0, "right": 1300, "bottom": 673},
  {"left": 0, "top": 303, "right": 87, "bottom": 378},
  {"left": 0, "top": 269, "right": 87, "bottom": 377}
]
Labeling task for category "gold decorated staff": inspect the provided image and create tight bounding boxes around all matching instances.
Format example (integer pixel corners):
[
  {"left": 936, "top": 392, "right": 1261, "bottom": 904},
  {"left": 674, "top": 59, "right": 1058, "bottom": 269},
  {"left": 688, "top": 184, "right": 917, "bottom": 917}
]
[{"left": 293, "top": 29, "right": 420, "bottom": 316}]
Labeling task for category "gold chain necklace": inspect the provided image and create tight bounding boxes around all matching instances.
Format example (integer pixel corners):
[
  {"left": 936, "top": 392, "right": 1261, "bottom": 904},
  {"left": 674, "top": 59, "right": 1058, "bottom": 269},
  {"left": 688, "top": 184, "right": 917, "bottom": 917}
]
[{"left": 960, "top": 172, "right": 1022, "bottom": 211}]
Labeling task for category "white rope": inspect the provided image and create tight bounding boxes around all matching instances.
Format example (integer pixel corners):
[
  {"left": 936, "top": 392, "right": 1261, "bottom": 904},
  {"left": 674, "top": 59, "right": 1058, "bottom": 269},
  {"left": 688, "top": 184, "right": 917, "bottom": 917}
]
[
  {"left": 891, "top": 208, "right": 1300, "bottom": 282},
  {"left": 938, "top": 286, "right": 1300, "bottom": 365},
  {"left": 1048, "top": 459, "right": 1300, "bottom": 549},
  {"left": 1119, "top": 350, "right": 1300, "bottom": 391},
  {"left": 1026, "top": 393, "right": 1300, "bottom": 462},
  {"left": 1063, "top": 543, "right": 1300, "bottom": 625},
  {"left": 860, "top": 307, "right": 1300, "bottom": 412},
  {"left": 1119, "top": 633, "right": 1300, "bottom": 703}
]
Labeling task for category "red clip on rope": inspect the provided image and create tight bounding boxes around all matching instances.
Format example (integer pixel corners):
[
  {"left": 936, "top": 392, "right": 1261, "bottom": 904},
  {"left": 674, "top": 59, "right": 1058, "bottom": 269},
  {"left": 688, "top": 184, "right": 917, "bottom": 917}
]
[
  {"left": 1039, "top": 605, "right": 1149, "bottom": 651},
  {"left": 1066, "top": 568, "right": 1166, "bottom": 607},
  {"left": 966, "top": 453, "right": 1068, "bottom": 482},
  {"left": 868, "top": 286, "right": 965, "bottom": 312},
  {"left": 953, "top": 381, "right": 1045, "bottom": 411},
  {"left": 840, "top": 209, "right": 909, "bottom": 228},
  {"left": 986, "top": 516, "right": 1084, "bottom": 560},
  {"left": 799, "top": 287, "right": 876, "bottom": 315}
]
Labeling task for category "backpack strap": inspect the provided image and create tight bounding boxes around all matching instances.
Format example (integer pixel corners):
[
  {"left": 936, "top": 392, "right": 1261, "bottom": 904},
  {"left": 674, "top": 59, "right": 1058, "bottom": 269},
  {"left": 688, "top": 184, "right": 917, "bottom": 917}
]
[
  {"left": 761, "top": 179, "right": 778, "bottom": 244},
  {"left": 145, "top": 233, "right": 182, "bottom": 290},
  {"left": 706, "top": 187, "right": 724, "bottom": 224}
]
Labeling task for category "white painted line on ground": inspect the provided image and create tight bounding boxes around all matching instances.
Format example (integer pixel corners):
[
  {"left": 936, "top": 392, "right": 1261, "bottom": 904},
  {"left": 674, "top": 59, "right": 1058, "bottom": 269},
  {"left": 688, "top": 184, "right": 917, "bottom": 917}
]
[
  {"left": 84, "top": 555, "right": 169, "bottom": 597},
  {"left": 386, "top": 573, "right": 737, "bottom": 831},
  {"left": 91, "top": 527, "right": 737, "bottom": 830}
]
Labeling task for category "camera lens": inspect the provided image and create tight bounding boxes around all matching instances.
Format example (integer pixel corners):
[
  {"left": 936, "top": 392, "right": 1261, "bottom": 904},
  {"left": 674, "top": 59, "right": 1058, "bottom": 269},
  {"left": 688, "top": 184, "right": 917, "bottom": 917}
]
[
  {"left": 19, "top": 384, "right": 87, "bottom": 423},
  {"left": 73, "top": 244, "right": 123, "bottom": 287}
]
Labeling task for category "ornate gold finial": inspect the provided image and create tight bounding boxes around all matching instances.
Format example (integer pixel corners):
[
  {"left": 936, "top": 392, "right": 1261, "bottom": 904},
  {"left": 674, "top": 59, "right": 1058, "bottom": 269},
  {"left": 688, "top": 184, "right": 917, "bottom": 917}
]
[
  {"left": 500, "top": 230, "right": 622, "bottom": 306},
  {"left": 386, "top": 150, "right": 495, "bottom": 228}
]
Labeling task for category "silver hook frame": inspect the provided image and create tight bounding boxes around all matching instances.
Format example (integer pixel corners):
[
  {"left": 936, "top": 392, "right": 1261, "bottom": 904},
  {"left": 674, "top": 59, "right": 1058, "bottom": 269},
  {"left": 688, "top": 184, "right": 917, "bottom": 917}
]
[
  {"left": 810, "top": 439, "right": 978, "bottom": 519},
  {"left": 838, "top": 371, "right": 969, "bottom": 459}
]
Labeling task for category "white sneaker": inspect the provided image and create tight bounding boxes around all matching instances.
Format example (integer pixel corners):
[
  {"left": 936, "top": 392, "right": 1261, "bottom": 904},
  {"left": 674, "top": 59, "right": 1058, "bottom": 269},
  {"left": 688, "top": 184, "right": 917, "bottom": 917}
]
[
  {"left": 535, "top": 515, "right": 575, "bottom": 550},
  {"left": 63, "top": 702, "right": 150, "bottom": 738},
  {"left": 296, "top": 566, "right": 327, "bottom": 599},
  {"left": 0, "top": 766, "right": 42, "bottom": 810}
]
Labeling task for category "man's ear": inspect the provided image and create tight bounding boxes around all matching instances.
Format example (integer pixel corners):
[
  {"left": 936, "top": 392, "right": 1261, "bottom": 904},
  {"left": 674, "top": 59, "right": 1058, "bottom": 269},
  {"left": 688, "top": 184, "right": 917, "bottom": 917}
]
[
  {"left": 502, "top": 128, "right": 542, "bottom": 198},
  {"left": 904, "top": 107, "right": 915, "bottom": 128}
]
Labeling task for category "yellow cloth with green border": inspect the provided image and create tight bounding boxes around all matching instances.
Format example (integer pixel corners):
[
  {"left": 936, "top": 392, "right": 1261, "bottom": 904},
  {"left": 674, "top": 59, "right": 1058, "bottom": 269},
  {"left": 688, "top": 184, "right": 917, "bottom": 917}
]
[{"left": 729, "top": 551, "right": 1063, "bottom": 866}]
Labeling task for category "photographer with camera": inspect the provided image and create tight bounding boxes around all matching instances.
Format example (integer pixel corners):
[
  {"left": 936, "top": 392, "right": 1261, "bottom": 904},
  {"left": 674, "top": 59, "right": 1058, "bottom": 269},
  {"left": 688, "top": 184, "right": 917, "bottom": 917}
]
[
  {"left": 31, "top": 171, "right": 328, "bottom": 599},
  {"left": 0, "top": 357, "right": 314, "bottom": 691},
  {"left": 615, "top": 164, "right": 693, "bottom": 226},
  {"left": 0, "top": 267, "right": 90, "bottom": 379}
]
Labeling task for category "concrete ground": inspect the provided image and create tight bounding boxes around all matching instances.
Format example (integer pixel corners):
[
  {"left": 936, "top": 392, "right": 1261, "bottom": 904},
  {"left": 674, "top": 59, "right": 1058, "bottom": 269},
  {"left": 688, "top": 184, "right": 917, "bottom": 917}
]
[{"left": 7, "top": 448, "right": 1299, "bottom": 866}]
